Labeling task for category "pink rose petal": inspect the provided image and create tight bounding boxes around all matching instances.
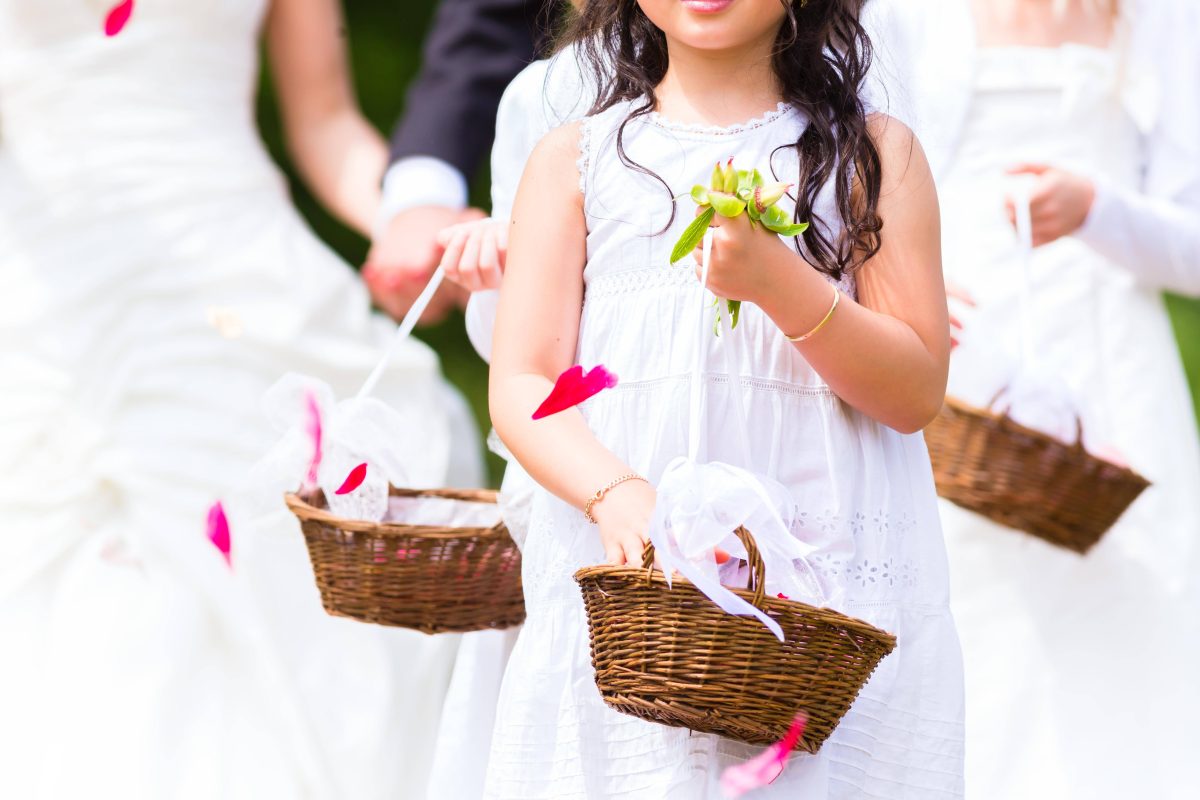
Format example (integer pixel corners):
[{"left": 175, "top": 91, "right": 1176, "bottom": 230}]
[
  {"left": 335, "top": 462, "right": 368, "bottom": 495},
  {"left": 532, "top": 365, "right": 618, "bottom": 420},
  {"left": 776, "top": 592, "right": 790, "bottom": 600},
  {"left": 303, "top": 390, "right": 323, "bottom": 493},
  {"left": 104, "top": 0, "right": 134, "bottom": 37},
  {"left": 720, "top": 713, "right": 807, "bottom": 798},
  {"left": 206, "top": 501, "right": 232, "bottom": 567}
]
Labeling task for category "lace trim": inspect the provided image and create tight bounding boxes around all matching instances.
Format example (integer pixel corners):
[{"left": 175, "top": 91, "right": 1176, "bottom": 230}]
[
  {"left": 584, "top": 264, "right": 855, "bottom": 301},
  {"left": 576, "top": 116, "right": 592, "bottom": 195},
  {"left": 585, "top": 265, "right": 696, "bottom": 299},
  {"left": 645, "top": 101, "right": 796, "bottom": 136},
  {"left": 604, "top": 372, "right": 836, "bottom": 399}
]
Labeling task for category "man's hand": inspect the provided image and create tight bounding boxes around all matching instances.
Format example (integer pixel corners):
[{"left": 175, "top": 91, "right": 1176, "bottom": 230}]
[{"left": 364, "top": 205, "right": 486, "bottom": 323}]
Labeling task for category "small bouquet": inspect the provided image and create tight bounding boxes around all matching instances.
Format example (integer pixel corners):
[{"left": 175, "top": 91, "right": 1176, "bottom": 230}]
[{"left": 670, "top": 159, "right": 809, "bottom": 329}]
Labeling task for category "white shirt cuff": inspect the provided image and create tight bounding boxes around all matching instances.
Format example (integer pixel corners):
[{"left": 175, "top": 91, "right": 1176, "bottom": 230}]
[{"left": 376, "top": 156, "right": 469, "bottom": 235}]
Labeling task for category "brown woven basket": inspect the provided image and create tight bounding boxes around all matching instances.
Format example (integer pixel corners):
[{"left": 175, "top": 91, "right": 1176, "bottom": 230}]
[
  {"left": 925, "top": 396, "right": 1150, "bottom": 554},
  {"left": 574, "top": 528, "right": 896, "bottom": 753},
  {"left": 285, "top": 486, "right": 525, "bottom": 634}
]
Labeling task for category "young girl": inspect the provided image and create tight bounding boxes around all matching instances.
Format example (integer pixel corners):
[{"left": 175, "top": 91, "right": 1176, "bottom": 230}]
[{"left": 485, "top": 1, "right": 964, "bottom": 797}]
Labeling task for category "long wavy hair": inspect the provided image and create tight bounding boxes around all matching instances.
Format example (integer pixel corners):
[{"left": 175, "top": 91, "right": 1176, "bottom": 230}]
[{"left": 563, "top": 0, "right": 882, "bottom": 279}]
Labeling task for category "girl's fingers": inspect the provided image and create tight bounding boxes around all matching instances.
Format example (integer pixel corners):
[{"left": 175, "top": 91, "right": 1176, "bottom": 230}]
[
  {"left": 603, "top": 540, "right": 623, "bottom": 566},
  {"left": 495, "top": 221, "right": 510, "bottom": 264},
  {"left": 949, "top": 313, "right": 963, "bottom": 332},
  {"left": 438, "top": 229, "right": 469, "bottom": 283},
  {"left": 478, "top": 226, "right": 502, "bottom": 289},
  {"left": 460, "top": 228, "right": 485, "bottom": 292},
  {"left": 946, "top": 281, "right": 976, "bottom": 306}
]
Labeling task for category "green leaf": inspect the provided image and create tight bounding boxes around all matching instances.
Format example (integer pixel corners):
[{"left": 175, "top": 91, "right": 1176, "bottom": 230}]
[
  {"left": 728, "top": 299, "right": 742, "bottom": 329},
  {"left": 709, "top": 192, "right": 747, "bottom": 218},
  {"left": 764, "top": 221, "right": 810, "bottom": 237},
  {"left": 690, "top": 184, "right": 710, "bottom": 205},
  {"left": 670, "top": 206, "right": 716, "bottom": 264}
]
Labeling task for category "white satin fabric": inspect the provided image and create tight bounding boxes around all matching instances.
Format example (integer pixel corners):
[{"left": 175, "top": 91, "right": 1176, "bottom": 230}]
[
  {"left": 0, "top": 2, "right": 480, "bottom": 798},
  {"left": 480, "top": 101, "right": 964, "bottom": 799},
  {"left": 935, "top": 42, "right": 1200, "bottom": 800}
]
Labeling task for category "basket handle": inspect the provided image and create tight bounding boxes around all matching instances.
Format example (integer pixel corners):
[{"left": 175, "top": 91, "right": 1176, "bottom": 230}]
[
  {"left": 985, "top": 386, "right": 1086, "bottom": 450},
  {"left": 640, "top": 526, "right": 767, "bottom": 608}
]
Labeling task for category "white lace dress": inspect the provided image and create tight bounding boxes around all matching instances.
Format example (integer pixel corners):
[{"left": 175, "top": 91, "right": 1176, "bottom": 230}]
[{"left": 483, "top": 102, "right": 965, "bottom": 799}]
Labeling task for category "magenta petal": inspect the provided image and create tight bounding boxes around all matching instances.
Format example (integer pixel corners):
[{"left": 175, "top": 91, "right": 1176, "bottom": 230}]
[
  {"left": 104, "top": 0, "right": 134, "bottom": 36},
  {"left": 206, "top": 501, "right": 232, "bottom": 567},
  {"left": 719, "top": 714, "right": 807, "bottom": 798},
  {"left": 335, "top": 462, "right": 368, "bottom": 495},
  {"left": 303, "top": 390, "right": 323, "bottom": 492},
  {"left": 532, "top": 365, "right": 618, "bottom": 420}
]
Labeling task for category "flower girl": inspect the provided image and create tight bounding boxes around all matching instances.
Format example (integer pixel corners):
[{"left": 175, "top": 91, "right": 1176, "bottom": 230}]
[{"left": 481, "top": 0, "right": 965, "bottom": 797}]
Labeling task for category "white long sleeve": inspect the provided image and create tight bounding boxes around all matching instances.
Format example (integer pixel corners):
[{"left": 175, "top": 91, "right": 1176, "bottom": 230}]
[{"left": 1076, "top": 180, "right": 1200, "bottom": 298}]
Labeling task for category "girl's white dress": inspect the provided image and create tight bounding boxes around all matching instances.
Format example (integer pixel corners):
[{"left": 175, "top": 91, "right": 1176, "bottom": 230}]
[
  {"left": 936, "top": 44, "right": 1200, "bottom": 800},
  {"left": 0, "top": 2, "right": 480, "bottom": 798},
  {"left": 484, "top": 102, "right": 965, "bottom": 799}
]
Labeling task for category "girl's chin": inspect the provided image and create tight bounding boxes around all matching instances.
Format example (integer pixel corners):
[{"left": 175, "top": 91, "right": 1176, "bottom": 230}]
[{"left": 680, "top": 0, "right": 736, "bottom": 14}]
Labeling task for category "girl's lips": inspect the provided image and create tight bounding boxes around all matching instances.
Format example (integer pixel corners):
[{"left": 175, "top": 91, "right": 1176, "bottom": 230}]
[{"left": 681, "top": 0, "right": 736, "bottom": 13}]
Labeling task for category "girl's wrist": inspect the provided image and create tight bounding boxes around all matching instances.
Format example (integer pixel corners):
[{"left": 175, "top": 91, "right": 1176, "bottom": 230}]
[{"left": 755, "top": 251, "right": 831, "bottom": 332}]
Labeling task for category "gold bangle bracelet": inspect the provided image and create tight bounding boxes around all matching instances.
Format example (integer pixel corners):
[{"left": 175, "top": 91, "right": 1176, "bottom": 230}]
[
  {"left": 784, "top": 286, "right": 840, "bottom": 343},
  {"left": 583, "top": 473, "right": 646, "bottom": 524}
]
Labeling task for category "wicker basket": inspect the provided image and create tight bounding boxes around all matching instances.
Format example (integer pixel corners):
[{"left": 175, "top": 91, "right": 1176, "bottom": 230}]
[
  {"left": 574, "top": 528, "right": 896, "bottom": 753},
  {"left": 925, "top": 397, "right": 1150, "bottom": 554},
  {"left": 285, "top": 486, "right": 525, "bottom": 634}
]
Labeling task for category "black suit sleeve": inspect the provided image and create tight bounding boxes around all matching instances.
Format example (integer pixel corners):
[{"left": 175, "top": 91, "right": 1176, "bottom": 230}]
[{"left": 389, "top": 0, "right": 549, "bottom": 180}]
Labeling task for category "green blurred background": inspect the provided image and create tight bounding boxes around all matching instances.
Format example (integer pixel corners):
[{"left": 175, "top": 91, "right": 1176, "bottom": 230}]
[{"left": 256, "top": 1, "right": 1200, "bottom": 488}]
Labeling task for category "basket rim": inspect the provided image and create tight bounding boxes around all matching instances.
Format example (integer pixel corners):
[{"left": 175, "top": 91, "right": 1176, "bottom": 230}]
[
  {"left": 573, "top": 562, "right": 897, "bottom": 649},
  {"left": 939, "top": 396, "right": 1150, "bottom": 488},
  {"left": 284, "top": 486, "right": 508, "bottom": 538}
]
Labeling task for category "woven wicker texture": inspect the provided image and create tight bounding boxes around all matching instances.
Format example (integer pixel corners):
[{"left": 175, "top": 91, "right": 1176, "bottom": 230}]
[
  {"left": 286, "top": 487, "right": 525, "bottom": 634},
  {"left": 925, "top": 397, "right": 1150, "bottom": 554},
  {"left": 574, "top": 528, "right": 896, "bottom": 753}
]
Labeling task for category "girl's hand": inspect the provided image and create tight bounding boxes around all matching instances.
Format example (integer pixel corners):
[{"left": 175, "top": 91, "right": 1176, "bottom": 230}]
[
  {"left": 590, "top": 478, "right": 657, "bottom": 566},
  {"left": 436, "top": 218, "right": 508, "bottom": 292},
  {"left": 946, "top": 281, "right": 975, "bottom": 350},
  {"left": 693, "top": 210, "right": 792, "bottom": 304},
  {"left": 1005, "top": 164, "right": 1096, "bottom": 247}
]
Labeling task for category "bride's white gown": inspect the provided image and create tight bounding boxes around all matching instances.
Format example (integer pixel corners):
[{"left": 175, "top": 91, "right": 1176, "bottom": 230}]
[{"left": 0, "top": 1, "right": 480, "bottom": 798}]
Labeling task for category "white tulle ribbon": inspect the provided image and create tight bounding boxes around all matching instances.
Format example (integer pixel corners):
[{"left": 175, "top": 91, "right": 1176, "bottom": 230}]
[
  {"left": 650, "top": 458, "right": 826, "bottom": 642},
  {"left": 253, "top": 267, "right": 452, "bottom": 522},
  {"left": 644, "top": 230, "right": 826, "bottom": 641}
]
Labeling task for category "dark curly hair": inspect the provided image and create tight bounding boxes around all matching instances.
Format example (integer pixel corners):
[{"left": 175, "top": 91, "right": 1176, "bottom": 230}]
[{"left": 563, "top": 0, "right": 883, "bottom": 279}]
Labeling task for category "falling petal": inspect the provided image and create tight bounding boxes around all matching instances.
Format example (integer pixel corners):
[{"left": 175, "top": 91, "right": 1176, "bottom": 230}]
[
  {"left": 104, "top": 0, "right": 134, "bottom": 37},
  {"left": 206, "top": 501, "right": 232, "bottom": 567},
  {"left": 335, "top": 462, "right": 368, "bottom": 495},
  {"left": 720, "top": 713, "right": 807, "bottom": 798},
  {"left": 532, "top": 365, "right": 619, "bottom": 420},
  {"left": 303, "top": 390, "right": 323, "bottom": 493},
  {"left": 714, "top": 548, "right": 731, "bottom": 565}
]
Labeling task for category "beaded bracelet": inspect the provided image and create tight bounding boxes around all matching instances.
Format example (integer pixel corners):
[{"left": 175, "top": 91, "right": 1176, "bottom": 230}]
[
  {"left": 784, "top": 286, "right": 840, "bottom": 343},
  {"left": 584, "top": 473, "right": 647, "bottom": 524}
]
